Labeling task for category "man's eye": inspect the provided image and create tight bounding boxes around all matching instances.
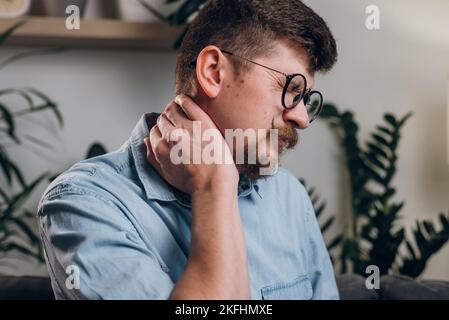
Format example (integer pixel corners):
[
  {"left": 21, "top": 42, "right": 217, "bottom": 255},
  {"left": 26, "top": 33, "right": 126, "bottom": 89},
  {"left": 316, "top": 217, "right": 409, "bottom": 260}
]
[
  {"left": 289, "top": 85, "right": 303, "bottom": 94},
  {"left": 290, "top": 86, "right": 300, "bottom": 92}
]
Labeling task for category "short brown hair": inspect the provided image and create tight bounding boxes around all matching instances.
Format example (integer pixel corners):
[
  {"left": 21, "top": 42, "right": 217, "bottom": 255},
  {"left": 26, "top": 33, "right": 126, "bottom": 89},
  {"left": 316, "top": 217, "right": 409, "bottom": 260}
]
[{"left": 175, "top": 0, "right": 338, "bottom": 95}]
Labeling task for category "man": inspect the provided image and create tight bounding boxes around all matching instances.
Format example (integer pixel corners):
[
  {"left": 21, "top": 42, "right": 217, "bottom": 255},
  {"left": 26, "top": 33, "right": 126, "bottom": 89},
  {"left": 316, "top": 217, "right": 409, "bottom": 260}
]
[{"left": 37, "top": 0, "right": 339, "bottom": 299}]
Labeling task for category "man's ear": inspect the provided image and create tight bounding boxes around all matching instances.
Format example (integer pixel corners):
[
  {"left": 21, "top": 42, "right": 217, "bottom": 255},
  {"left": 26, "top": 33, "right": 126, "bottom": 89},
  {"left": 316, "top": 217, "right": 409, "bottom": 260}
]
[{"left": 195, "top": 46, "right": 227, "bottom": 98}]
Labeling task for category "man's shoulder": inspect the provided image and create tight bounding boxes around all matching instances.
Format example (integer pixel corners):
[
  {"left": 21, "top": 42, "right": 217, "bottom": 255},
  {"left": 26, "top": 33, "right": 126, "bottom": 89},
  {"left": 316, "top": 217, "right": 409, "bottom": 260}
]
[{"left": 39, "top": 147, "right": 133, "bottom": 205}]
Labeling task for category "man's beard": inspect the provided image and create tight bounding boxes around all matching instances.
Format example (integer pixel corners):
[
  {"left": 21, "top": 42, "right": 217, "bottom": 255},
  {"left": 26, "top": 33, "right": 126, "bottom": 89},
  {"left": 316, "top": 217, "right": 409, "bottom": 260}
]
[{"left": 238, "top": 123, "right": 299, "bottom": 183}]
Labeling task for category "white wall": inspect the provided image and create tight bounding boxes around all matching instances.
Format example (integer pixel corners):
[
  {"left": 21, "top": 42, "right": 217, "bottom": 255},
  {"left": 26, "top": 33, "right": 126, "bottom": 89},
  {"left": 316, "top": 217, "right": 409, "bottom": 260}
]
[{"left": 1, "top": 0, "right": 448, "bottom": 279}]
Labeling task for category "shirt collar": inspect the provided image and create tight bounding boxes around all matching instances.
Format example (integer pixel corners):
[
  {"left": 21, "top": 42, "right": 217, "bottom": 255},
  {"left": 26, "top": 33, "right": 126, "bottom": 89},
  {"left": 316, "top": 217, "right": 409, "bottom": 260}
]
[{"left": 128, "top": 113, "right": 263, "bottom": 208}]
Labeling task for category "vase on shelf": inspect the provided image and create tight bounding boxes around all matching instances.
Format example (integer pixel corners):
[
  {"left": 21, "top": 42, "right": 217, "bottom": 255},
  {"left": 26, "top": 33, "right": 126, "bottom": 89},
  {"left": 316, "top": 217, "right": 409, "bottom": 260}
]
[
  {"left": 29, "top": 0, "right": 86, "bottom": 17},
  {"left": 0, "top": 0, "right": 31, "bottom": 18},
  {"left": 117, "top": 0, "right": 181, "bottom": 23}
]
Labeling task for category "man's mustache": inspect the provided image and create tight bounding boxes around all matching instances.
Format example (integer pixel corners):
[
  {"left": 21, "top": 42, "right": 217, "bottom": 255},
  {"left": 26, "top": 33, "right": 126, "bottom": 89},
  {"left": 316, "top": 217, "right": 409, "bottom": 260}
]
[{"left": 272, "top": 122, "right": 299, "bottom": 152}]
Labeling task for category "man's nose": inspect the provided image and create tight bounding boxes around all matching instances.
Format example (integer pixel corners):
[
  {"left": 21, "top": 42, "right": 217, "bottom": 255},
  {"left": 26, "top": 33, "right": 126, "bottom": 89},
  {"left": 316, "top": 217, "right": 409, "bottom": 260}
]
[{"left": 282, "top": 101, "right": 309, "bottom": 129}]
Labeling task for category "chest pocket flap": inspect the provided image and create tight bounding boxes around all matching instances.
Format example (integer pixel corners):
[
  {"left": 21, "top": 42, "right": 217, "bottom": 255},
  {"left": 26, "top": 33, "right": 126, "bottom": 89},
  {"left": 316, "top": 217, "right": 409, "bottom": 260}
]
[{"left": 261, "top": 275, "right": 313, "bottom": 300}]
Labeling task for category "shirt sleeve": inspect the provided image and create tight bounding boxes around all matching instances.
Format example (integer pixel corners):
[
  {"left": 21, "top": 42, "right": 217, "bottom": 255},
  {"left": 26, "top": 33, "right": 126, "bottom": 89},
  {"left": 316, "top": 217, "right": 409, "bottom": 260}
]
[
  {"left": 301, "top": 186, "right": 340, "bottom": 300},
  {"left": 38, "top": 185, "right": 175, "bottom": 300}
]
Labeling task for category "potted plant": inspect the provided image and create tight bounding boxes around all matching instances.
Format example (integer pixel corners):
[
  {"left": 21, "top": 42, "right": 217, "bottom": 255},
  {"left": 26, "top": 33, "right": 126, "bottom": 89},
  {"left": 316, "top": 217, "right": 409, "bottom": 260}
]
[
  {"left": 319, "top": 102, "right": 449, "bottom": 278},
  {"left": 0, "top": 21, "right": 63, "bottom": 270}
]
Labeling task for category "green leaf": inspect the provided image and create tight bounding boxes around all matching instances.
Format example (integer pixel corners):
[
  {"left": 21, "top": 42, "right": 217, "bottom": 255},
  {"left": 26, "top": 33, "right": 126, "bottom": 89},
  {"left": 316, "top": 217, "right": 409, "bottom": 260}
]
[
  {"left": 321, "top": 216, "right": 335, "bottom": 234},
  {"left": 440, "top": 213, "right": 449, "bottom": 230},
  {"left": 384, "top": 114, "right": 397, "bottom": 127},
  {"left": 4, "top": 159, "right": 27, "bottom": 188},
  {"left": 167, "top": 0, "right": 206, "bottom": 25},
  {"left": 327, "top": 234, "right": 342, "bottom": 251},
  {"left": 7, "top": 172, "right": 49, "bottom": 214},
  {"left": 320, "top": 103, "right": 339, "bottom": 118},
  {"left": 366, "top": 152, "right": 386, "bottom": 171},
  {"left": 367, "top": 142, "right": 389, "bottom": 160},
  {"left": 0, "top": 188, "right": 10, "bottom": 204},
  {"left": 8, "top": 217, "right": 40, "bottom": 245},
  {"left": 24, "top": 88, "right": 63, "bottom": 127},
  {"left": 0, "top": 20, "right": 26, "bottom": 46},
  {"left": 0, "top": 242, "right": 42, "bottom": 261},
  {"left": 372, "top": 133, "right": 390, "bottom": 148},
  {"left": 0, "top": 88, "right": 35, "bottom": 109},
  {"left": 398, "top": 112, "right": 413, "bottom": 128},
  {"left": 376, "top": 125, "right": 393, "bottom": 136},
  {"left": 365, "top": 165, "right": 384, "bottom": 185},
  {"left": 379, "top": 187, "right": 396, "bottom": 203},
  {"left": 400, "top": 212, "right": 449, "bottom": 277},
  {"left": 86, "top": 142, "right": 107, "bottom": 159},
  {"left": 0, "top": 146, "right": 13, "bottom": 185},
  {"left": 423, "top": 221, "right": 435, "bottom": 236},
  {"left": 0, "top": 103, "right": 19, "bottom": 143},
  {"left": 315, "top": 202, "right": 326, "bottom": 218},
  {"left": 405, "top": 240, "right": 417, "bottom": 260}
]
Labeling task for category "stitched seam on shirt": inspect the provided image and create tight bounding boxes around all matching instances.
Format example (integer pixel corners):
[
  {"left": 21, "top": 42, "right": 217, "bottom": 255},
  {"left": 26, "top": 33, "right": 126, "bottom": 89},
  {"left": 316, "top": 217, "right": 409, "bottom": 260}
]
[
  {"left": 262, "top": 274, "right": 310, "bottom": 292},
  {"left": 43, "top": 184, "right": 139, "bottom": 236},
  {"left": 261, "top": 275, "right": 313, "bottom": 300}
]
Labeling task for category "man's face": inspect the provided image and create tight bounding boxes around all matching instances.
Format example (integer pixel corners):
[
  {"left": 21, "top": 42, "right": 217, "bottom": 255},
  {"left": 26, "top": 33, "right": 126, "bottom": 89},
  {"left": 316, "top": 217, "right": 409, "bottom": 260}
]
[{"left": 197, "top": 40, "right": 315, "bottom": 180}]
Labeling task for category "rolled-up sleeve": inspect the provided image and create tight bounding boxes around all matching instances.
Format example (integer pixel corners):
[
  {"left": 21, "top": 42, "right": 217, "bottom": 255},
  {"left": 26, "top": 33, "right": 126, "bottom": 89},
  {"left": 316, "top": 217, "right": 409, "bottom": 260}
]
[{"left": 38, "top": 185, "right": 174, "bottom": 300}]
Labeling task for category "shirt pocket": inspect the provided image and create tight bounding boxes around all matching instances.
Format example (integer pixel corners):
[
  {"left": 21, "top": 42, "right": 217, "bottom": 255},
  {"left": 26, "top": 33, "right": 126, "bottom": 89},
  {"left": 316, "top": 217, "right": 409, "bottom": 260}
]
[{"left": 261, "top": 275, "right": 313, "bottom": 300}]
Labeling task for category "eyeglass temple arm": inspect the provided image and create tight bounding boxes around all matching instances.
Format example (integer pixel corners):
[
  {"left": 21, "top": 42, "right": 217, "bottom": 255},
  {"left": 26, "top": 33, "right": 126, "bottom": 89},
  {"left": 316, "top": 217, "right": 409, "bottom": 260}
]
[{"left": 221, "top": 50, "right": 288, "bottom": 77}]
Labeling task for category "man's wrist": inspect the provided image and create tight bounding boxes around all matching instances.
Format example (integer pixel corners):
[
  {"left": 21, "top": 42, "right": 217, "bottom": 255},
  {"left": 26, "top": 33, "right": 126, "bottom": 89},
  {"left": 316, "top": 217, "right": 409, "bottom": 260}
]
[
  {"left": 192, "top": 170, "right": 239, "bottom": 196},
  {"left": 192, "top": 179, "right": 238, "bottom": 200}
]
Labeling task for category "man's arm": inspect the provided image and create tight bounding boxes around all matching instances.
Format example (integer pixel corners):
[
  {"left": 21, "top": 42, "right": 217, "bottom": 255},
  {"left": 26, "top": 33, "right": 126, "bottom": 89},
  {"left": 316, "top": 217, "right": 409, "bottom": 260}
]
[
  {"left": 144, "top": 95, "right": 250, "bottom": 299},
  {"left": 38, "top": 188, "right": 176, "bottom": 299},
  {"left": 170, "top": 184, "right": 250, "bottom": 299}
]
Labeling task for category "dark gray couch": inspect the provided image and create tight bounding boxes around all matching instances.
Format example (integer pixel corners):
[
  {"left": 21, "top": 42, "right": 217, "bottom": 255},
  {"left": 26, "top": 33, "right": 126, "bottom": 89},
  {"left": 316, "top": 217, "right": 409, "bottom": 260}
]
[
  {"left": 336, "top": 274, "right": 449, "bottom": 300},
  {"left": 1, "top": 274, "right": 449, "bottom": 300}
]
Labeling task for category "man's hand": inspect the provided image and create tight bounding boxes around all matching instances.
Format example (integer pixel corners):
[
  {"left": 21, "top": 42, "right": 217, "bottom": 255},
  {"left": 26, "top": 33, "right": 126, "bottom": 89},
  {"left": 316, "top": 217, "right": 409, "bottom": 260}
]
[
  {"left": 143, "top": 95, "right": 250, "bottom": 299},
  {"left": 144, "top": 94, "right": 239, "bottom": 195}
]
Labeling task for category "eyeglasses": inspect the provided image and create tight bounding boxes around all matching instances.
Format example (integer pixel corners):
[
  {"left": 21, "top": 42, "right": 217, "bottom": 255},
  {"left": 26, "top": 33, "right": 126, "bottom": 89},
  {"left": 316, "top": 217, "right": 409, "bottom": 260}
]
[{"left": 191, "top": 50, "right": 323, "bottom": 123}]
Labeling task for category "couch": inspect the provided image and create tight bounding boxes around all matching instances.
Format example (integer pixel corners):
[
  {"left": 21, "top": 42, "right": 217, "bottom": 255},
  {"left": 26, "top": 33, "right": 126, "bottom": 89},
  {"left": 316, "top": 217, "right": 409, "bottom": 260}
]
[{"left": 1, "top": 274, "right": 449, "bottom": 300}]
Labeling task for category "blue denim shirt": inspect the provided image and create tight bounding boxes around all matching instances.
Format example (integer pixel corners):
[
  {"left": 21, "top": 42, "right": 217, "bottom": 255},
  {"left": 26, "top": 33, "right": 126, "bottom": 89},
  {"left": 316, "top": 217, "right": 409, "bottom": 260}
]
[{"left": 37, "top": 113, "right": 339, "bottom": 300}]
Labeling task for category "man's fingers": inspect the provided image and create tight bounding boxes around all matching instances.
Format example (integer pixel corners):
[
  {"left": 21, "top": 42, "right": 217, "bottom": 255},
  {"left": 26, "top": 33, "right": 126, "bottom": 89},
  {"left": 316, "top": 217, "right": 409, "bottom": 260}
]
[
  {"left": 157, "top": 113, "right": 175, "bottom": 142},
  {"left": 175, "top": 94, "right": 215, "bottom": 126},
  {"left": 149, "top": 124, "right": 162, "bottom": 148},
  {"left": 165, "top": 102, "right": 189, "bottom": 128},
  {"left": 149, "top": 124, "right": 169, "bottom": 163}
]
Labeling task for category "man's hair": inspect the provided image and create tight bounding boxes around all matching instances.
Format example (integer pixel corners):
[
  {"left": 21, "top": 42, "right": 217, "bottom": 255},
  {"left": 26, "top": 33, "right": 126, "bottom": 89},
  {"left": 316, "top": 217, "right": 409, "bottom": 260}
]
[{"left": 175, "top": 0, "right": 338, "bottom": 95}]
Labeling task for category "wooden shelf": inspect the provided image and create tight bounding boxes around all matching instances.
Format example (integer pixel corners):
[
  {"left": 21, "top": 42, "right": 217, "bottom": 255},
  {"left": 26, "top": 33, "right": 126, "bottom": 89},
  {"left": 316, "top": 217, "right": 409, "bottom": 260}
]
[{"left": 0, "top": 17, "right": 183, "bottom": 50}]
